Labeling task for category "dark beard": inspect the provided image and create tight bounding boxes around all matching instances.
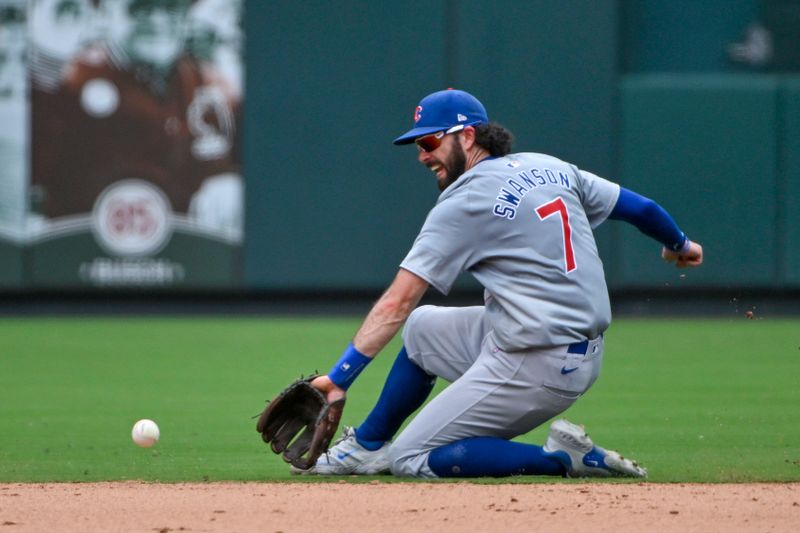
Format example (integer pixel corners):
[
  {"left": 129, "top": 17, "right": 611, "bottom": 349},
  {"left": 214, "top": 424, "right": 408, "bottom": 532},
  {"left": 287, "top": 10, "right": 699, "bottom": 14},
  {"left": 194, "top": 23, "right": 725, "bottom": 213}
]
[{"left": 438, "top": 141, "right": 467, "bottom": 191}]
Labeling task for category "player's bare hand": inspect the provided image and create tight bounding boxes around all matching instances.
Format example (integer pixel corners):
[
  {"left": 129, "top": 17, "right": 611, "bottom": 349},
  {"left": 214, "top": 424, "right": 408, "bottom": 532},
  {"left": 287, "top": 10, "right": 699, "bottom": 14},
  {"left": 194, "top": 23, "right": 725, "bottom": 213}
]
[
  {"left": 662, "top": 241, "right": 703, "bottom": 268},
  {"left": 310, "top": 375, "right": 346, "bottom": 404}
]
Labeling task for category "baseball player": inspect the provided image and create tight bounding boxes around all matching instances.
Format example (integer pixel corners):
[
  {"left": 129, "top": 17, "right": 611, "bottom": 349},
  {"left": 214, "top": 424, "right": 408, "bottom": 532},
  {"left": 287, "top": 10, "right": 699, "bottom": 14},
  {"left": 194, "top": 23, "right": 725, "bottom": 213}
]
[{"left": 297, "top": 89, "right": 703, "bottom": 478}]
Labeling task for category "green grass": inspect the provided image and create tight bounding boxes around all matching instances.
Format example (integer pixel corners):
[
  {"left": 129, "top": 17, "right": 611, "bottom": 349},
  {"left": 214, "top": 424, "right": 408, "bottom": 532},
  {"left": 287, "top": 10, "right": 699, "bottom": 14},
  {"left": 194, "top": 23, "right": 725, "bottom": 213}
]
[{"left": 1, "top": 316, "right": 798, "bottom": 483}]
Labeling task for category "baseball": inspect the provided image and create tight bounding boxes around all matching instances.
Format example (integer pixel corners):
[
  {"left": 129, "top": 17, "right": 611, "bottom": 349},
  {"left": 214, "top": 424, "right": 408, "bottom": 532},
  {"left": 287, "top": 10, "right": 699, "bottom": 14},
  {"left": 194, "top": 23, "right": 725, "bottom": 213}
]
[{"left": 131, "top": 419, "right": 160, "bottom": 448}]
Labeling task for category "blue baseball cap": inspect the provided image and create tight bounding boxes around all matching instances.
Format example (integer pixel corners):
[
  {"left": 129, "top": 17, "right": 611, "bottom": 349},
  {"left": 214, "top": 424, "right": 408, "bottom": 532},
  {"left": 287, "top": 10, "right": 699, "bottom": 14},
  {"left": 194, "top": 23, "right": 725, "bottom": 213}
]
[{"left": 393, "top": 89, "right": 489, "bottom": 145}]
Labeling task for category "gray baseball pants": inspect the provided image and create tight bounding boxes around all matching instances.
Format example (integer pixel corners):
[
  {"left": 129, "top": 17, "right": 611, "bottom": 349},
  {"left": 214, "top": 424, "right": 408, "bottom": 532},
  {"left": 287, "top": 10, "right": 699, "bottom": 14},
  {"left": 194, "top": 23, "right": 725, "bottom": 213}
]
[{"left": 390, "top": 305, "right": 603, "bottom": 477}]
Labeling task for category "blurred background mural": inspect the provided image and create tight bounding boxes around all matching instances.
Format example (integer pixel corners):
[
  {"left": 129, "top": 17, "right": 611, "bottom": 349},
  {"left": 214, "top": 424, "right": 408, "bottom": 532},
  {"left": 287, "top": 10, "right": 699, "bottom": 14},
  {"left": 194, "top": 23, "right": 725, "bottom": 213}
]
[{"left": 1, "top": 0, "right": 243, "bottom": 289}]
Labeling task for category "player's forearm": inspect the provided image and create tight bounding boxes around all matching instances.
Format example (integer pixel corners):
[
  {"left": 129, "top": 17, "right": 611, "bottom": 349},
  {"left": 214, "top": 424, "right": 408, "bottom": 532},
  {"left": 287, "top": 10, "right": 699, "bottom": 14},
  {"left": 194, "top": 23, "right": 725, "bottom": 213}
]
[
  {"left": 609, "top": 187, "right": 689, "bottom": 252},
  {"left": 354, "top": 292, "right": 418, "bottom": 355},
  {"left": 326, "top": 269, "right": 428, "bottom": 390}
]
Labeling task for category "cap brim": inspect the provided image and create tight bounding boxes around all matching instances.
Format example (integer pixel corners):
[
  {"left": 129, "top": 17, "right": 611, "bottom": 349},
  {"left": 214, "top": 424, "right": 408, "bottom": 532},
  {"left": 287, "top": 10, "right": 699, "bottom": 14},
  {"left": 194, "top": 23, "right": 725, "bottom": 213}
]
[{"left": 392, "top": 126, "right": 447, "bottom": 145}]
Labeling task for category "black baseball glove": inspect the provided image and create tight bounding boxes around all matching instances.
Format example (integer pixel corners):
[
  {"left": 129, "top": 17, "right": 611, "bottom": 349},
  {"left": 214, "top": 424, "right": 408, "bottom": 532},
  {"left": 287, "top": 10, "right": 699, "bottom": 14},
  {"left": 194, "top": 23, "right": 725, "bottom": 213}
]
[{"left": 256, "top": 376, "right": 346, "bottom": 470}]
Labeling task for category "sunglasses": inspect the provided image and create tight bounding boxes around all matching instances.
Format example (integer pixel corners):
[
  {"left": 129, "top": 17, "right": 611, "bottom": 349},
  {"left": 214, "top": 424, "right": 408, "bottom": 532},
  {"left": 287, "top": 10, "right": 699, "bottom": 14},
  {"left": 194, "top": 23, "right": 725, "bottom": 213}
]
[{"left": 415, "top": 124, "right": 466, "bottom": 152}]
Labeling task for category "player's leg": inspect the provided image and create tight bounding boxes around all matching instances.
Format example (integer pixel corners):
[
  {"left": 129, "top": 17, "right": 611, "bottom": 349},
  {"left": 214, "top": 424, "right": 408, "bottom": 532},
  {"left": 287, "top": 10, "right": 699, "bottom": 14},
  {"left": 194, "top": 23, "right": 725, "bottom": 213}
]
[
  {"left": 355, "top": 305, "right": 488, "bottom": 447},
  {"left": 295, "top": 305, "right": 486, "bottom": 475},
  {"left": 389, "top": 335, "right": 605, "bottom": 478},
  {"left": 425, "top": 418, "right": 646, "bottom": 478},
  {"left": 427, "top": 436, "right": 565, "bottom": 477},
  {"left": 352, "top": 346, "right": 436, "bottom": 450}
]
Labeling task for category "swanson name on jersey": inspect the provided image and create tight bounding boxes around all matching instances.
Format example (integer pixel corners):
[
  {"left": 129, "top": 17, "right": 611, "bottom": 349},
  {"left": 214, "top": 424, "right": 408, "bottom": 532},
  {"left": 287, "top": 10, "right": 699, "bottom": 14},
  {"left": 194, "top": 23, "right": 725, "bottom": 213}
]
[{"left": 492, "top": 167, "right": 573, "bottom": 220}]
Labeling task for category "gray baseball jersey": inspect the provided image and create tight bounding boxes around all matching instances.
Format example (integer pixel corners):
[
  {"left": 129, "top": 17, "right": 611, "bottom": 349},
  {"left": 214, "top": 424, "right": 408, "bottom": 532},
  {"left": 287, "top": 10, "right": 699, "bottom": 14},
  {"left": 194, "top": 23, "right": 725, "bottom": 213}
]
[{"left": 400, "top": 152, "right": 620, "bottom": 351}]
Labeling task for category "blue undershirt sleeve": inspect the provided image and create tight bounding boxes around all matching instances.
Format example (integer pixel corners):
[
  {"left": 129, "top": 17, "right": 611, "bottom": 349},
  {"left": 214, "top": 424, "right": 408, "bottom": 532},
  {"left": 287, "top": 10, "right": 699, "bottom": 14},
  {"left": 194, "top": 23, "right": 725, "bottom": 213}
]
[{"left": 608, "top": 187, "right": 688, "bottom": 252}]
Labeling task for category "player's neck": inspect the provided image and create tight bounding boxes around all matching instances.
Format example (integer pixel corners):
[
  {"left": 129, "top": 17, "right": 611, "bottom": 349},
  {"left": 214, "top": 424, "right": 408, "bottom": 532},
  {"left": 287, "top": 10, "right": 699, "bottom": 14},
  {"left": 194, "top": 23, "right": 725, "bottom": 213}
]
[{"left": 464, "top": 147, "right": 491, "bottom": 172}]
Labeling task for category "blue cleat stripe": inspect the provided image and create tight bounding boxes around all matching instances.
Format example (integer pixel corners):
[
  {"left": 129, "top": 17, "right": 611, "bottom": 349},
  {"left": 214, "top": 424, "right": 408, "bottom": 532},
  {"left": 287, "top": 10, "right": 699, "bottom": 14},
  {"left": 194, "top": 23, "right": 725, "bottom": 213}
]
[{"left": 583, "top": 447, "right": 609, "bottom": 470}]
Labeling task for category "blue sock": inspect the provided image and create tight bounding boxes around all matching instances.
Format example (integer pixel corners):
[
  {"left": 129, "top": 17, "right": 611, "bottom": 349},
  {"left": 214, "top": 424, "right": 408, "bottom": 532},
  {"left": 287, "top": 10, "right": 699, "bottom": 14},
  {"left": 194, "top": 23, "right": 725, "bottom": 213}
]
[
  {"left": 428, "top": 437, "right": 566, "bottom": 477},
  {"left": 355, "top": 346, "right": 436, "bottom": 451}
]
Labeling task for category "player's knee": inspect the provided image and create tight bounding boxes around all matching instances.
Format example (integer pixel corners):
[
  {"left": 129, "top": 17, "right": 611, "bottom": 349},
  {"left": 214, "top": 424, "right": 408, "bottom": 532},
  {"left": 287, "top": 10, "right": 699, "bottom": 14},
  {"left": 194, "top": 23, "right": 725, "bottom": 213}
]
[
  {"left": 402, "top": 305, "right": 436, "bottom": 345},
  {"left": 402, "top": 305, "right": 436, "bottom": 368},
  {"left": 404, "top": 347, "right": 424, "bottom": 370},
  {"left": 388, "top": 442, "right": 434, "bottom": 478}
]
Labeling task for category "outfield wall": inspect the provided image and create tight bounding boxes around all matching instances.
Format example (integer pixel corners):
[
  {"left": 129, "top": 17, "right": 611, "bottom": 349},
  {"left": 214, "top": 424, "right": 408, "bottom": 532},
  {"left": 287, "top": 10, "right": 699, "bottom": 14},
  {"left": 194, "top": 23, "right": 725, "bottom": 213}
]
[{"left": 2, "top": 0, "right": 798, "bottom": 294}]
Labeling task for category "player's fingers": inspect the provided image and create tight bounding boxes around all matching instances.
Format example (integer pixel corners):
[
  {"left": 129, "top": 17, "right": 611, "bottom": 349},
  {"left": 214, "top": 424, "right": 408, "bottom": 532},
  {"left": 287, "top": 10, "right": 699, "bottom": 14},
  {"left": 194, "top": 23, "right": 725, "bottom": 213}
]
[
  {"left": 310, "top": 375, "right": 346, "bottom": 403},
  {"left": 326, "top": 388, "right": 346, "bottom": 403},
  {"left": 310, "top": 375, "right": 333, "bottom": 391},
  {"left": 685, "top": 256, "right": 703, "bottom": 267},
  {"left": 676, "top": 255, "right": 703, "bottom": 268}
]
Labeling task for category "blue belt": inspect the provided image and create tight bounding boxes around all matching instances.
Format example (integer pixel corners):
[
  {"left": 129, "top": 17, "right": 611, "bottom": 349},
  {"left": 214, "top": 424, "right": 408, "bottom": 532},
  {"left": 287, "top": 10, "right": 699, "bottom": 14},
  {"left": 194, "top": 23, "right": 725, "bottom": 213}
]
[{"left": 567, "top": 340, "right": 589, "bottom": 355}]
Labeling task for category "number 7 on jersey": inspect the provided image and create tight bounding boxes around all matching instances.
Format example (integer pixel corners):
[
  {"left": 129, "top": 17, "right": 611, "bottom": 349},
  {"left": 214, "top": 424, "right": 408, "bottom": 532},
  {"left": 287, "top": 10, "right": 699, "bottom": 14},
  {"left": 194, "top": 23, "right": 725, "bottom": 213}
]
[{"left": 535, "top": 197, "right": 576, "bottom": 273}]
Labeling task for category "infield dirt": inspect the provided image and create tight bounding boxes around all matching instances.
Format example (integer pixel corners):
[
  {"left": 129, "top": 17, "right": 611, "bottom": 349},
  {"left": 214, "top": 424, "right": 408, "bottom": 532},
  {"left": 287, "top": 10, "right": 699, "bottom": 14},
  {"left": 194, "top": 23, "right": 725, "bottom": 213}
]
[{"left": 1, "top": 482, "right": 799, "bottom": 532}]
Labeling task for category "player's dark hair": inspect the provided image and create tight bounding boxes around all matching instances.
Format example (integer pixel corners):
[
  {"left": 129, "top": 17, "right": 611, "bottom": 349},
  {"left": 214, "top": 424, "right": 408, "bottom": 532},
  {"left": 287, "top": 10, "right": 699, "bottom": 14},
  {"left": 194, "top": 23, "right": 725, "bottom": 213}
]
[{"left": 474, "top": 122, "right": 514, "bottom": 157}]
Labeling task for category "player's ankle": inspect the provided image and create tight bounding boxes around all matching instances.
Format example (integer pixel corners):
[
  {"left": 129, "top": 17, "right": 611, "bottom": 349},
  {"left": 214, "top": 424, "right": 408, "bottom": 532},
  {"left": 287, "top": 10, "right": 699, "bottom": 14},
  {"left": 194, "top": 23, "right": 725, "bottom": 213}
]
[{"left": 354, "top": 427, "right": 387, "bottom": 451}]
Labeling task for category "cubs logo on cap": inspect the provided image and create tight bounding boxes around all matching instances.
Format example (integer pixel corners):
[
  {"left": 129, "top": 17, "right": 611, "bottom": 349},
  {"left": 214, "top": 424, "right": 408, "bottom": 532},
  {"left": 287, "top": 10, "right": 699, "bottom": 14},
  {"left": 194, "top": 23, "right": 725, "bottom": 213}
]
[{"left": 393, "top": 89, "right": 489, "bottom": 145}]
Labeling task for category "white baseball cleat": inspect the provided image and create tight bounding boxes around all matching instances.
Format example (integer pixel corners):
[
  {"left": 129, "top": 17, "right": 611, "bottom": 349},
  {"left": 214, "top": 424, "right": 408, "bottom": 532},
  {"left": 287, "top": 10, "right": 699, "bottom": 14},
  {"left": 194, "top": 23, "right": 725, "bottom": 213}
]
[
  {"left": 290, "top": 426, "right": 391, "bottom": 475},
  {"left": 543, "top": 419, "right": 647, "bottom": 478}
]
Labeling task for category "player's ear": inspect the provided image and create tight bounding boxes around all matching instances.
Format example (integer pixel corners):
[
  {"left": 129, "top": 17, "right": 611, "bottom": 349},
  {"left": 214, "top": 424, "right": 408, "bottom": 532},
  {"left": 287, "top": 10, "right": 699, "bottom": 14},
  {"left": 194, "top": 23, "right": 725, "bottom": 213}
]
[{"left": 461, "top": 125, "right": 477, "bottom": 150}]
